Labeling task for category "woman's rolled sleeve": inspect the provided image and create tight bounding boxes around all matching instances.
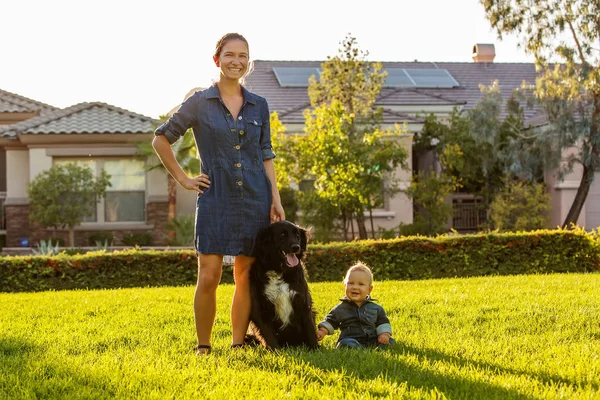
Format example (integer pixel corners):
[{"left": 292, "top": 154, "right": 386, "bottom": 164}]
[
  {"left": 260, "top": 101, "right": 276, "bottom": 160},
  {"left": 154, "top": 94, "right": 197, "bottom": 144}
]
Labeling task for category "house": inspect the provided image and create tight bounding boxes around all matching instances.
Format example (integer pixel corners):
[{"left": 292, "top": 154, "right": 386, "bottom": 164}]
[
  {"left": 0, "top": 90, "right": 173, "bottom": 248},
  {"left": 239, "top": 44, "right": 600, "bottom": 232},
  {"left": 1, "top": 44, "right": 598, "bottom": 248}
]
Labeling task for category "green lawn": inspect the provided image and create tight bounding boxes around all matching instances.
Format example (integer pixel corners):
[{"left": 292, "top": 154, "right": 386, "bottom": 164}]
[{"left": 1, "top": 273, "right": 599, "bottom": 399}]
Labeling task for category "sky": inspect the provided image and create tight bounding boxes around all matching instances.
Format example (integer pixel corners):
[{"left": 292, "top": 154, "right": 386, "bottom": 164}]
[{"left": 0, "top": 0, "right": 536, "bottom": 119}]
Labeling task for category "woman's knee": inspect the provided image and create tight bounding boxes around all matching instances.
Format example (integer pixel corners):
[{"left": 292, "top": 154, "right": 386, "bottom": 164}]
[
  {"left": 233, "top": 255, "right": 254, "bottom": 283},
  {"left": 197, "top": 255, "right": 223, "bottom": 292}
]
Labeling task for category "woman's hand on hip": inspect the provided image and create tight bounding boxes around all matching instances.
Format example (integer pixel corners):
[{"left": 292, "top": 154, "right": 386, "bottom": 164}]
[{"left": 180, "top": 174, "right": 210, "bottom": 194}]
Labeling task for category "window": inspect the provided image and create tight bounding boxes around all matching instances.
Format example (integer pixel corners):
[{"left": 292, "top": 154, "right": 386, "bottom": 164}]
[
  {"left": 104, "top": 160, "right": 145, "bottom": 222},
  {"left": 53, "top": 158, "right": 146, "bottom": 223}
]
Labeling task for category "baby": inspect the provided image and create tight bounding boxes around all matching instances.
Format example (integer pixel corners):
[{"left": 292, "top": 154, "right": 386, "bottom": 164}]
[{"left": 316, "top": 261, "right": 395, "bottom": 349}]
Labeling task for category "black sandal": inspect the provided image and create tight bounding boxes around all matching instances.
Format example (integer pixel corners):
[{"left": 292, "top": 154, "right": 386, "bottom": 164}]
[
  {"left": 195, "top": 344, "right": 211, "bottom": 355},
  {"left": 230, "top": 343, "right": 245, "bottom": 349}
]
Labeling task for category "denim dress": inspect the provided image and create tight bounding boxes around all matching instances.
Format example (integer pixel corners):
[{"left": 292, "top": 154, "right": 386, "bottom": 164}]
[{"left": 154, "top": 85, "right": 275, "bottom": 256}]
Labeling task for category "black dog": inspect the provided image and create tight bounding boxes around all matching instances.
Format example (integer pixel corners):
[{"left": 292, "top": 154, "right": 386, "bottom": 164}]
[{"left": 247, "top": 220, "right": 319, "bottom": 350}]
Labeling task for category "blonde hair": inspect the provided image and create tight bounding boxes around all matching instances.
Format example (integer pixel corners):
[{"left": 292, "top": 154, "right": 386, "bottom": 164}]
[{"left": 343, "top": 261, "right": 373, "bottom": 286}]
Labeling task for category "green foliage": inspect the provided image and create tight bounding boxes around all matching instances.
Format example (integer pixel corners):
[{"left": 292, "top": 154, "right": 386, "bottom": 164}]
[
  {"left": 406, "top": 145, "right": 463, "bottom": 236},
  {"left": 304, "top": 228, "right": 599, "bottom": 283},
  {"left": 87, "top": 232, "right": 114, "bottom": 246},
  {"left": 1, "top": 229, "right": 598, "bottom": 293},
  {"left": 297, "top": 190, "right": 342, "bottom": 243},
  {"left": 121, "top": 232, "right": 154, "bottom": 247},
  {"left": 32, "top": 240, "right": 61, "bottom": 256},
  {"left": 165, "top": 215, "right": 195, "bottom": 246},
  {"left": 287, "top": 35, "right": 408, "bottom": 240},
  {"left": 490, "top": 179, "right": 551, "bottom": 231},
  {"left": 481, "top": 0, "right": 600, "bottom": 226},
  {"left": 27, "top": 163, "right": 111, "bottom": 246},
  {"left": 94, "top": 240, "right": 110, "bottom": 252},
  {"left": 278, "top": 187, "right": 299, "bottom": 224}
]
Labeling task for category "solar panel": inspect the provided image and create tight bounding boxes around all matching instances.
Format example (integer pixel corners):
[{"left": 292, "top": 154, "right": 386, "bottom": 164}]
[
  {"left": 271, "top": 67, "right": 459, "bottom": 88},
  {"left": 273, "top": 67, "right": 321, "bottom": 87},
  {"left": 383, "top": 69, "right": 414, "bottom": 87},
  {"left": 403, "top": 69, "right": 459, "bottom": 88}
]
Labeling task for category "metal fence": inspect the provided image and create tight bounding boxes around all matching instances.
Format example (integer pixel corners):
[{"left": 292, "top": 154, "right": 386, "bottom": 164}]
[{"left": 452, "top": 197, "right": 487, "bottom": 232}]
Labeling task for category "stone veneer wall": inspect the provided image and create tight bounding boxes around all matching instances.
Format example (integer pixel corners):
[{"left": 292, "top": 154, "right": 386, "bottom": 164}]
[
  {"left": 5, "top": 201, "right": 171, "bottom": 248},
  {"left": 5, "top": 204, "right": 30, "bottom": 247},
  {"left": 146, "top": 201, "right": 169, "bottom": 246}
]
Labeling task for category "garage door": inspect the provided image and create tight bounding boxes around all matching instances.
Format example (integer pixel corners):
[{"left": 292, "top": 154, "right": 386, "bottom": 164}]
[{"left": 586, "top": 172, "right": 600, "bottom": 230}]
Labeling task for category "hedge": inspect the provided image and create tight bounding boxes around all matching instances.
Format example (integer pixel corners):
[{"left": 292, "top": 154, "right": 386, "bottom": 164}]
[{"left": 1, "top": 229, "right": 599, "bottom": 293}]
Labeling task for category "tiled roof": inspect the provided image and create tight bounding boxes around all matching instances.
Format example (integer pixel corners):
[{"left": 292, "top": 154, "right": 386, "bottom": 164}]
[
  {"left": 0, "top": 102, "right": 157, "bottom": 137},
  {"left": 246, "top": 60, "right": 542, "bottom": 125},
  {"left": 0, "top": 88, "right": 58, "bottom": 114}
]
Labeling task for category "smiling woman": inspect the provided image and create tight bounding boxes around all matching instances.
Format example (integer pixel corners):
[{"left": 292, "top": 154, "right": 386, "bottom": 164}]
[{"left": 151, "top": 33, "right": 285, "bottom": 355}]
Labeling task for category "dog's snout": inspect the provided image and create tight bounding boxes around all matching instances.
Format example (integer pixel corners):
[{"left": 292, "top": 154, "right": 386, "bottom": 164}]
[{"left": 291, "top": 244, "right": 300, "bottom": 253}]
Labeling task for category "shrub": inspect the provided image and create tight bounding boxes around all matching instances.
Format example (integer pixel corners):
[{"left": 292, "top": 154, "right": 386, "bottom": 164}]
[
  {"left": 490, "top": 179, "right": 550, "bottom": 231},
  {"left": 121, "top": 232, "right": 153, "bottom": 246},
  {"left": 88, "top": 232, "right": 114, "bottom": 246},
  {"left": 1, "top": 229, "right": 598, "bottom": 293},
  {"left": 166, "top": 215, "right": 194, "bottom": 246}
]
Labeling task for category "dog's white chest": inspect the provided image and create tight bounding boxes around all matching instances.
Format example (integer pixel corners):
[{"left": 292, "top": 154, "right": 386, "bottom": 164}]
[{"left": 264, "top": 271, "right": 297, "bottom": 328}]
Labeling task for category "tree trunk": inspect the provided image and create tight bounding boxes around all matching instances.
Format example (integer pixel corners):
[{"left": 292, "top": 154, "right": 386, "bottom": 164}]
[
  {"left": 562, "top": 164, "right": 595, "bottom": 228},
  {"left": 341, "top": 208, "right": 348, "bottom": 241},
  {"left": 369, "top": 207, "right": 375, "bottom": 239},
  {"left": 167, "top": 175, "right": 177, "bottom": 240},
  {"left": 355, "top": 210, "right": 368, "bottom": 240}
]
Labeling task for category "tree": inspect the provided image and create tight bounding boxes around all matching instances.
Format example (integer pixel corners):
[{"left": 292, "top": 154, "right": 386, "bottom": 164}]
[
  {"left": 481, "top": 0, "right": 600, "bottom": 227},
  {"left": 28, "top": 163, "right": 111, "bottom": 247},
  {"left": 415, "top": 81, "right": 537, "bottom": 229},
  {"left": 489, "top": 178, "right": 550, "bottom": 232},
  {"left": 405, "top": 145, "right": 463, "bottom": 236},
  {"left": 294, "top": 35, "right": 408, "bottom": 240},
  {"left": 270, "top": 112, "right": 300, "bottom": 223}
]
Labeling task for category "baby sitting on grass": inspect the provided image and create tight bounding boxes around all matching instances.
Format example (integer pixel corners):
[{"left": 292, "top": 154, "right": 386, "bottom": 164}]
[{"left": 316, "top": 261, "right": 395, "bottom": 349}]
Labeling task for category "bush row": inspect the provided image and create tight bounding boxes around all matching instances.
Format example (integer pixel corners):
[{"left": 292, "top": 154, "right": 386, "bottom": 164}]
[{"left": 1, "top": 229, "right": 598, "bottom": 293}]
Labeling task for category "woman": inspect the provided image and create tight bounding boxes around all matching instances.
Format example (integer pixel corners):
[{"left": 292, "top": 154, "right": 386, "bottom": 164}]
[{"left": 152, "top": 33, "right": 285, "bottom": 355}]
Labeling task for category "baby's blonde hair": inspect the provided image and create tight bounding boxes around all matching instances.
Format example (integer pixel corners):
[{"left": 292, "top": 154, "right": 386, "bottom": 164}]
[{"left": 343, "top": 261, "right": 373, "bottom": 286}]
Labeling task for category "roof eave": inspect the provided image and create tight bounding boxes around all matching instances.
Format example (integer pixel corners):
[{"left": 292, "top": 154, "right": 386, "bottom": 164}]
[{"left": 16, "top": 132, "right": 153, "bottom": 145}]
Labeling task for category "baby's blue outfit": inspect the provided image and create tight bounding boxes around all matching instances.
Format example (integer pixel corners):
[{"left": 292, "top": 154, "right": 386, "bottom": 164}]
[
  {"left": 155, "top": 85, "right": 275, "bottom": 255},
  {"left": 318, "top": 296, "right": 395, "bottom": 348}
]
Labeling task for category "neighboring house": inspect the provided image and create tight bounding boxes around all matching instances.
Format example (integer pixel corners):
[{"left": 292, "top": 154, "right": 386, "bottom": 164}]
[
  {"left": 0, "top": 89, "right": 173, "bottom": 248},
  {"left": 237, "top": 44, "right": 600, "bottom": 232}
]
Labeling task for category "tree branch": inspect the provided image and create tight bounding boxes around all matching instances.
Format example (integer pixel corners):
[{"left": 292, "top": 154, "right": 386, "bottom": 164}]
[{"left": 567, "top": 16, "right": 586, "bottom": 65}]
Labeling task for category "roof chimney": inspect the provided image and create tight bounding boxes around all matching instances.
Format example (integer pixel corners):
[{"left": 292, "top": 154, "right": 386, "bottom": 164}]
[{"left": 472, "top": 43, "right": 495, "bottom": 63}]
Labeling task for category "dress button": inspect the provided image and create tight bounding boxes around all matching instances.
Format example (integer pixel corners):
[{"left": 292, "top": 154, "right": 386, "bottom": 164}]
[
  {"left": 237, "top": 181, "right": 243, "bottom": 186},
  {"left": 236, "top": 163, "right": 241, "bottom": 167},
  {"left": 238, "top": 116, "right": 242, "bottom": 120},
  {"left": 239, "top": 130, "right": 244, "bottom": 135},
  {"left": 234, "top": 145, "right": 240, "bottom": 150}
]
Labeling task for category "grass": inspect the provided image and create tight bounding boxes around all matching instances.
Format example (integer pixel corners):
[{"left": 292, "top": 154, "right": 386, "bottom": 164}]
[{"left": 1, "top": 273, "right": 599, "bottom": 399}]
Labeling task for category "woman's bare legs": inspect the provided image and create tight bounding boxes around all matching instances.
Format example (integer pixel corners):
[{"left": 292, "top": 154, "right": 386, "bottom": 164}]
[
  {"left": 194, "top": 254, "right": 223, "bottom": 354},
  {"left": 231, "top": 254, "right": 254, "bottom": 346}
]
